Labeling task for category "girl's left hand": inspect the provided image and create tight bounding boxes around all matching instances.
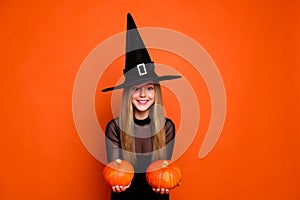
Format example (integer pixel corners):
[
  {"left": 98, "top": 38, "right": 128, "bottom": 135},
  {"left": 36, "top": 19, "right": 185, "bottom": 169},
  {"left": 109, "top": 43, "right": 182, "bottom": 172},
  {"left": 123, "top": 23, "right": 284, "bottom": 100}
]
[
  {"left": 152, "top": 182, "right": 181, "bottom": 194},
  {"left": 152, "top": 188, "right": 169, "bottom": 195}
]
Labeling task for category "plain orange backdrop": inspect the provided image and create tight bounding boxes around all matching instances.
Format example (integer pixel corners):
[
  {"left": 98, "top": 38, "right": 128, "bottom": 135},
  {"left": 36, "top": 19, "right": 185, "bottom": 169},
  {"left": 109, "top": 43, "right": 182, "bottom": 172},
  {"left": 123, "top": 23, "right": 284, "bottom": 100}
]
[{"left": 1, "top": 0, "right": 299, "bottom": 199}]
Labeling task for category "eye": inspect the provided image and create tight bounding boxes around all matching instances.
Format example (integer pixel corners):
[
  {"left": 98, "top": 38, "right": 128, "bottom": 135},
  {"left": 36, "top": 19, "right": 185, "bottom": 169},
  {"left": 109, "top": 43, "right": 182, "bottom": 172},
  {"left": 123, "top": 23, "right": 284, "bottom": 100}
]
[
  {"left": 147, "top": 86, "right": 154, "bottom": 91},
  {"left": 131, "top": 87, "right": 139, "bottom": 92}
]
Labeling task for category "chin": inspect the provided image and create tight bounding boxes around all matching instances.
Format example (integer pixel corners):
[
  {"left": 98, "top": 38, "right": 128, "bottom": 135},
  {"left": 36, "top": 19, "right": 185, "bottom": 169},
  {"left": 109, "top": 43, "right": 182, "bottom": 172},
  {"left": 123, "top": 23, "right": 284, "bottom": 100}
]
[{"left": 135, "top": 107, "right": 150, "bottom": 112}]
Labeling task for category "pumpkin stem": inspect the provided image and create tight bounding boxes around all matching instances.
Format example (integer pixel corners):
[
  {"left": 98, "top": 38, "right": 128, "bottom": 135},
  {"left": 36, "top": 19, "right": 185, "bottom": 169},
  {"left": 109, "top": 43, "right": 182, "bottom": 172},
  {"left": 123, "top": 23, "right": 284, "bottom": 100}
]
[
  {"left": 114, "top": 159, "right": 122, "bottom": 166},
  {"left": 162, "top": 160, "right": 169, "bottom": 167}
]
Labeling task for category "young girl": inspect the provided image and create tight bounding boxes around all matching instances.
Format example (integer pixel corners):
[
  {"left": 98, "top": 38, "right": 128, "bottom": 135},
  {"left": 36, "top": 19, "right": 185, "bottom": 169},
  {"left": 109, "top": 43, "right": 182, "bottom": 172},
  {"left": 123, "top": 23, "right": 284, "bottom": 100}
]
[{"left": 102, "top": 13, "right": 181, "bottom": 200}]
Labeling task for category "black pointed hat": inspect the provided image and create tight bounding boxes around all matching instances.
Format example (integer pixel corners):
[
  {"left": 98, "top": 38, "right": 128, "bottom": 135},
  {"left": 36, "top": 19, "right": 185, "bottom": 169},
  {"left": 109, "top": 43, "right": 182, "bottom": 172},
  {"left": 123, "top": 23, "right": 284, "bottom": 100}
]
[{"left": 101, "top": 13, "right": 181, "bottom": 92}]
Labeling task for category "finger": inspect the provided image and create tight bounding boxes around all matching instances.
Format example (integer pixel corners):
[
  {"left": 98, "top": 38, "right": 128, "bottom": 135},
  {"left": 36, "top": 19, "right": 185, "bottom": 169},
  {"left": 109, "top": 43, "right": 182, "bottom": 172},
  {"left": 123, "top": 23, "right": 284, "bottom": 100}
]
[
  {"left": 120, "top": 186, "right": 127, "bottom": 192},
  {"left": 122, "top": 182, "right": 130, "bottom": 191},
  {"left": 112, "top": 186, "right": 119, "bottom": 192},
  {"left": 114, "top": 185, "right": 121, "bottom": 193},
  {"left": 160, "top": 188, "right": 165, "bottom": 194},
  {"left": 165, "top": 189, "right": 169, "bottom": 194}
]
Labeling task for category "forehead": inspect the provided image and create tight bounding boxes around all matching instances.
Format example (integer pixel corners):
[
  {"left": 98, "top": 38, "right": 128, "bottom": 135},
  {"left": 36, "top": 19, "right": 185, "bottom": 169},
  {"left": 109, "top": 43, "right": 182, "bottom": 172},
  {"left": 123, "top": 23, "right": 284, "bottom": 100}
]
[{"left": 131, "top": 82, "right": 154, "bottom": 88}]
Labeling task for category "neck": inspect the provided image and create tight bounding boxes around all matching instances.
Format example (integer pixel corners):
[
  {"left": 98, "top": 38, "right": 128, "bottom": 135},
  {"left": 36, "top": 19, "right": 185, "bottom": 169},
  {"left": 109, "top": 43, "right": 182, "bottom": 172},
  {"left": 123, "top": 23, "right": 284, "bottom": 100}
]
[{"left": 134, "top": 110, "right": 149, "bottom": 120}]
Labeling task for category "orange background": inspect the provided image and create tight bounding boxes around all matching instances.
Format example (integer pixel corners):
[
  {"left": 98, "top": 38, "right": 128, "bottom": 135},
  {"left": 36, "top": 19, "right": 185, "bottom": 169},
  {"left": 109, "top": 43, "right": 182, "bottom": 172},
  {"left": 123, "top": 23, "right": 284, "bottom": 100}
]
[{"left": 1, "top": 0, "right": 300, "bottom": 199}]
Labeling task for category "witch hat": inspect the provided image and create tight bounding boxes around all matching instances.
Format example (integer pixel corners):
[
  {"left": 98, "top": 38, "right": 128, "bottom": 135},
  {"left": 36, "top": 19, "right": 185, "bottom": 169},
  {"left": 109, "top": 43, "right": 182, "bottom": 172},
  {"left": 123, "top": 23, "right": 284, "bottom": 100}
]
[{"left": 101, "top": 13, "right": 181, "bottom": 92}]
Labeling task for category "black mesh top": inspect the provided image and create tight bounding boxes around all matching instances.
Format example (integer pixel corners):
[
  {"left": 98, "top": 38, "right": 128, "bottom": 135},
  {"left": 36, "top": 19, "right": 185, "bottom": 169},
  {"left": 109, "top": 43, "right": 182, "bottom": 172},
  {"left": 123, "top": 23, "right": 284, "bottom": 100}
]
[{"left": 104, "top": 116, "right": 176, "bottom": 200}]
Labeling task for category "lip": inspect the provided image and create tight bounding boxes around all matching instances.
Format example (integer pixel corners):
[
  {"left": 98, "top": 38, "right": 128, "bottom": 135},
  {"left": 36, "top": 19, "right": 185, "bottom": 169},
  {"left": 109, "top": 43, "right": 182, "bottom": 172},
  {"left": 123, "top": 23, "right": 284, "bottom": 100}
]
[{"left": 136, "top": 100, "right": 149, "bottom": 105}]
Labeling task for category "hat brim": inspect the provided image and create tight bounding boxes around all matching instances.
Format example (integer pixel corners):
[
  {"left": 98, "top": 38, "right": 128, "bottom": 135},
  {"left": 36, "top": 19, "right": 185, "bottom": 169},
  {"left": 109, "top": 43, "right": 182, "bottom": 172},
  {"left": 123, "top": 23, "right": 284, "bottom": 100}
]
[{"left": 101, "top": 75, "right": 181, "bottom": 92}]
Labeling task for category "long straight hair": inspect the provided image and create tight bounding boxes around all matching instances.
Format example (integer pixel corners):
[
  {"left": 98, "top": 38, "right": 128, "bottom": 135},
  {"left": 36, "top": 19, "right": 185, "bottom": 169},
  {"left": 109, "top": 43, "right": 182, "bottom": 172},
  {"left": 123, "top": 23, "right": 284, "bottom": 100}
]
[{"left": 119, "top": 83, "right": 167, "bottom": 165}]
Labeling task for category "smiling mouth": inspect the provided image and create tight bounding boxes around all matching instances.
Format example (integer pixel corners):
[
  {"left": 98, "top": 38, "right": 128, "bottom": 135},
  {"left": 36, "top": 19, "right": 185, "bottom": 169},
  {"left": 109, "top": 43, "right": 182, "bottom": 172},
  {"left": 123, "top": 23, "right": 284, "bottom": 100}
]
[{"left": 137, "top": 100, "right": 149, "bottom": 105}]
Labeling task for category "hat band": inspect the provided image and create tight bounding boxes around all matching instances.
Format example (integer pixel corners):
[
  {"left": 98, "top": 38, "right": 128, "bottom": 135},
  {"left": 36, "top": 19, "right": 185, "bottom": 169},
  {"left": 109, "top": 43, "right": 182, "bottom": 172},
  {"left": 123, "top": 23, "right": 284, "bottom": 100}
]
[{"left": 123, "top": 62, "right": 156, "bottom": 81}]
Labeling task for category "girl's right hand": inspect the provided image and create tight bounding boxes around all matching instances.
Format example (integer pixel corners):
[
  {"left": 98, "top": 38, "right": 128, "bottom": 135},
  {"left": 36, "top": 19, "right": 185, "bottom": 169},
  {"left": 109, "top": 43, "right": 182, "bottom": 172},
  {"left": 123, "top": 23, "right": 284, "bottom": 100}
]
[{"left": 112, "top": 182, "right": 131, "bottom": 193}]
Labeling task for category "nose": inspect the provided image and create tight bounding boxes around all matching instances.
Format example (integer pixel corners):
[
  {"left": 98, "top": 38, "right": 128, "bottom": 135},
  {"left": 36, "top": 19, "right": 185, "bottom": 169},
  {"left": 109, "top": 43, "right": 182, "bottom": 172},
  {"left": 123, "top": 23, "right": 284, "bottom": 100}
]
[{"left": 139, "top": 87, "right": 146, "bottom": 97}]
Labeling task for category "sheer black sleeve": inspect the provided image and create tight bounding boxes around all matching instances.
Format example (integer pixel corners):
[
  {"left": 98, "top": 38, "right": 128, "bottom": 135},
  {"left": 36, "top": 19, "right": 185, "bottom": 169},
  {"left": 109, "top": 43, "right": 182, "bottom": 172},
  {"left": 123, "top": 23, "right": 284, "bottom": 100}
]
[
  {"left": 105, "top": 118, "right": 122, "bottom": 163},
  {"left": 165, "top": 118, "right": 176, "bottom": 160}
]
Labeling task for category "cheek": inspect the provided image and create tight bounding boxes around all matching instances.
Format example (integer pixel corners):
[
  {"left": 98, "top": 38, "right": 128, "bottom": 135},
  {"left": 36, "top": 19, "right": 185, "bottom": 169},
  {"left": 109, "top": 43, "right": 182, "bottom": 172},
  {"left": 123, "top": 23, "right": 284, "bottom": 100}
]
[
  {"left": 131, "top": 93, "right": 137, "bottom": 100},
  {"left": 149, "top": 92, "right": 155, "bottom": 99}
]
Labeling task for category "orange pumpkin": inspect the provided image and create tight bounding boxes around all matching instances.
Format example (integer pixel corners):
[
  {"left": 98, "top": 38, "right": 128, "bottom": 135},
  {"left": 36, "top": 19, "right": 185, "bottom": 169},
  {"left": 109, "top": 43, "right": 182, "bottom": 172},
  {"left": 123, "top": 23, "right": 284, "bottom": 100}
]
[
  {"left": 146, "top": 160, "right": 182, "bottom": 189},
  {"left": 103, "top": 159, "right": 134, "bottom": 187}
]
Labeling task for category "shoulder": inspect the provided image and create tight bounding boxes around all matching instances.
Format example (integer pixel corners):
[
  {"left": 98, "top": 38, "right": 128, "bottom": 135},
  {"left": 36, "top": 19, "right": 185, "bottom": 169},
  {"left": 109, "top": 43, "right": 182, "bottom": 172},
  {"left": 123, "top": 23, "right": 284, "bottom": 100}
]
[
  {"left": 107, "top": 117, "right": 119, "bottom": 125},
  {"left": 164, "top": 117, "right": 176, "bottom": 134},
  {"left": 164, "top": 117, "right": 176, "bottom": 142},
  {"left": 165, "top": 117, "right": 175, "bottom": 127},
  {"left": 105, "top": 117, "right": 120, "bottom": 131}
]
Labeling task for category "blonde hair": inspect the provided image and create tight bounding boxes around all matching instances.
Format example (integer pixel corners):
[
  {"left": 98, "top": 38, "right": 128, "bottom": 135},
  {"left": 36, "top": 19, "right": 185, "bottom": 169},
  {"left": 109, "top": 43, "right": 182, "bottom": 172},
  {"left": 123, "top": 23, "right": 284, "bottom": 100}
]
[{"left": 119, "top": 84, "right": 167, "bottom": 165}]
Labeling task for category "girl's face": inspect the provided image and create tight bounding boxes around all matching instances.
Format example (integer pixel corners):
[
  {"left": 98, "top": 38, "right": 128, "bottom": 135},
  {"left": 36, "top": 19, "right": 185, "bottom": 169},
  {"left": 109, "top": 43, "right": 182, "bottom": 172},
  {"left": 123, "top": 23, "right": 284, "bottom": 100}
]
[{"left": 131, "top": 83, "right": 155, "bottom": 118}]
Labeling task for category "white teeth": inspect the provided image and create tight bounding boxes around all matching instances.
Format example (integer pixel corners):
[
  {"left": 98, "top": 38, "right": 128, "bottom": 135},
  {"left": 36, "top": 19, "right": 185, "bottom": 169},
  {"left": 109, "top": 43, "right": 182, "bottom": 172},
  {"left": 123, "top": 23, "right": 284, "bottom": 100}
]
[{"left": 138, "top": 100, "right": 148, "bottom": 104}]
